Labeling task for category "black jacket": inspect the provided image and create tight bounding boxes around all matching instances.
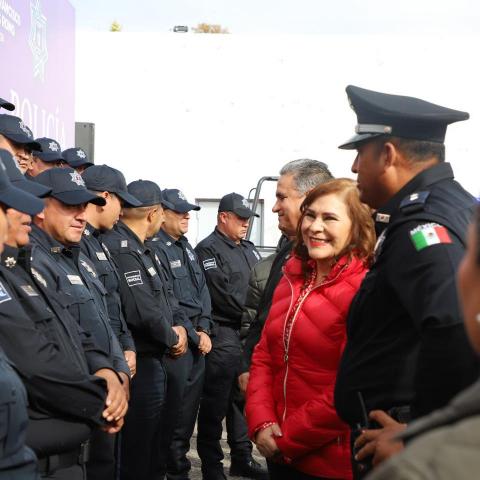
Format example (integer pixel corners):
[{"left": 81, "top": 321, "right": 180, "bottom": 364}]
[
  {"left": 101, "top": 221, "right": 180, "bottom": 355},
  {"left": 148, "top": 229, "right": 212, "bottom": 339},
  {"left": 81, "top": 223, "right": 136, "bottom": 352},
  {"left": 195, "top": 228, "right": 260, "bottom": 329},
  {"left": 334, "top": 162, "right": 480, "bottom": 427},
  {"left": 29, "top": 225, "right": 129, "bottom": 378}
]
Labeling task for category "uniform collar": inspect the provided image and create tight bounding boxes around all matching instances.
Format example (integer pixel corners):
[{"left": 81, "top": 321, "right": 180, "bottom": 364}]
[
  {"left": 30, "top": 224, "right": 80, "bottom": 259},
  {"left": 157, "top": 229, "right": 188, "bottom": 247},
  {"left": 1, "top": 245, "right": 19, "bottom": 269},
  {"left": 115, "top": 221, "right": 147, "bottom": 253},
  {"left": 214, "top": 227, "right": 243, "bottom": 249},
  {"left": 374, "top": 162, "right": 454, "bottom": 234}
]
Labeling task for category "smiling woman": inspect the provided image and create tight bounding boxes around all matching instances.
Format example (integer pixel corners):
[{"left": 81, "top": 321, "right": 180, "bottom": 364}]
[{"left": 246, "top": 178, "right": 375, "bottom": 479}]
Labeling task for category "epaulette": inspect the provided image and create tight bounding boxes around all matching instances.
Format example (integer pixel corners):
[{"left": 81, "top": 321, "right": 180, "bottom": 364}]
[{"left": 399, "top": 191, "right": 430, "bottom": 214}]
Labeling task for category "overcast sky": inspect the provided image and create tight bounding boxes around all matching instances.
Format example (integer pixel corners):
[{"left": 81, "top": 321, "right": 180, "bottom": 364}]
[{"left": 70, "top": 0, "right": 479, "bottom": 34}]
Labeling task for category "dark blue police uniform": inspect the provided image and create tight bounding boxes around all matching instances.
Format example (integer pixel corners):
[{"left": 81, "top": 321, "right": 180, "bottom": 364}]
[
  {"left": 334, "top": 85, "right": 479, "bottom": 478},
  {"left": 147, "top": 191, "right": 213, "bottom": 480},
  {"left": 195, "top": 192, "right": 264, "bottom": 479}
]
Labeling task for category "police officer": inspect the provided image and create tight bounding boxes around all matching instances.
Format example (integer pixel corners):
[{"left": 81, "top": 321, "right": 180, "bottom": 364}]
[
  {"left": 26, "top": 137, "right": 66, "bottom": 177},
  {"left": 101, "top": 180, "right": 188, "bottom": 480},
  {"left": 29, "top": 168, "right": 130, "bottom": 480},
  {"left": 63, "top": 147, "right": 94, "bottom": 173},
  {"left": 147, "top": 188, "right": 213, "bottom": 480},
  {"left": 0, "top": 111, "right": 41, "bottom": 173},
  {"left": 333, "top": 85, "right": 479, "bottom": 477},
  {"left": 195, "top": 193, "right": 267, "bottom": 480},
  {"left": 81, "top": 165, "right": 141, "bottom": 377},
  {"left": 0, "top": 149, "right": 112, "bottom": 479}
]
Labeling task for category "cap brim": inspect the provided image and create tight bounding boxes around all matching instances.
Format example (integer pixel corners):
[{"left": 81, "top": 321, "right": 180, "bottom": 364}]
[
  {"left": 338, "top": 133, "right": 383, "bottom": 150},
  {"left": 2, "top": 133, "right": 40, "bottom": 150},
  {"left": 233, "top": 207, "right": 259, "bottom": 218},
  {"left": 171, "top": 202, "right": 201, "bottom": 213},
  {"left": 0, "top": 99, "right": 15, "bottom": 111},
  {"left": 0, "top": 184, "right": 45, "bottom": 215},
  {"left": 11, "top": 177, "right": 52, "bottom": 198},
  {"left": 68, "top": 160, "right": 94, "bottom": 168},
  {"left": 33, "top": 152, "right": 64, "bottom": 162},
  {"left": 116, "top": 190, "right": 143, "bottom": 208},
  {"left": 52, "top": 189, "right": 106, "bottom": 206}
]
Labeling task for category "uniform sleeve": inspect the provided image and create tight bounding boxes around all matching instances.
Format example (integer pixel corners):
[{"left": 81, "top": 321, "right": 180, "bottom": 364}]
[
  {"left": 114, "top": 251, "right": 178, "bottom": 349},
  {"left": 386, "top": 222, "right": 479, "bottom": 418},
  {"left": 197, "top": 274, "right": 213, "bottom": 333},
  {"left": 245, "top": 317, "right": 279, "bottom": 438},
  {"left": 195, "top": 244, "right": 245, "bottom": 320},
  {"left": 0, "top": 289, "right": 107, "bottom": 426}
]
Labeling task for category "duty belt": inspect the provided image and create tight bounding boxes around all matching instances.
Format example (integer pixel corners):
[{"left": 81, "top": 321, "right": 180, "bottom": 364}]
[{"left": 38, "top": 440, "right": 90, "bottom": 475}]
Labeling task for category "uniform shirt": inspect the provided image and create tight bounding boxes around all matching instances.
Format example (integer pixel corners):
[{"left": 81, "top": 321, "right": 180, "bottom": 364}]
[
  {"left": 195, "top": 227, "right": 261, "bottom": 328},
  {"left": 101, "top": 221, "right": 180, "bottom": 355},
  {"left": 0, "top": 255, "right": 106, "bottom": 427},
  {"left": 148, "top": 229, "right": 212, "bottom": 336},
  {"left": 29, "top": 224, "right": 130, "bottom": 378},
  {"left": 81, "top": 223, "right": 136, "bottom": 352},
  {"left": 0, "top": 347, "right": 38, "bottom": 479},
  {"left": 334, "top": 162, "right": 479, "bottom": 427}
]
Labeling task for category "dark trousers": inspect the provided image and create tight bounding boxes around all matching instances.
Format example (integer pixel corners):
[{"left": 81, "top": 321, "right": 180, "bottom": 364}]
[
  {"left": 86, "top": 429, "right": 115, "bottom": 480},
  {"left": 267, "top": 461, "right": 330, "bottom": 480},
  {"left": 167, "top": 349, "right": 205, "bottom": 480},
  {"left": 120, "top": 355, "right": 167, "bottom": 480},
  {"left": 41, "top": 464, "right": 84, "bottom": 479},
  {"left": 197, "top": 326, "right": 252, "bottom": 476},
  {"left": 226, "top": 382, "right": 251, "bottom": 462}
]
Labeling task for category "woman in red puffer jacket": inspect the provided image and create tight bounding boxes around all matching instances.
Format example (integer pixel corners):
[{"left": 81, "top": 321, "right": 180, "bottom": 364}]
[{"left": 246, "top": 178, "right": 375, "bottom": 480}]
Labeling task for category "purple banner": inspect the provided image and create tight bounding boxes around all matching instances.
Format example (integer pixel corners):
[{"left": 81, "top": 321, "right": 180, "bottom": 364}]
[{"left": 0, "top": 0, "right": 75, "bottom": 147}]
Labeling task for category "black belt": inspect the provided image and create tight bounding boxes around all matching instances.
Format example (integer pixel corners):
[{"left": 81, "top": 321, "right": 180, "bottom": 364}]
[{"left": 38, "top": 441, "right": 90, "bottom": 475}]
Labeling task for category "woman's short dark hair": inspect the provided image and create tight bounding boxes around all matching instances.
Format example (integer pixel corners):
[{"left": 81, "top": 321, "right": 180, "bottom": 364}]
[{"left": 293, "top": 178, "right": 375, "bottom": 275}]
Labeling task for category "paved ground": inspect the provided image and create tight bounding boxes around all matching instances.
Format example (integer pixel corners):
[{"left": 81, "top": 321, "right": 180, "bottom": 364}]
[{"left": 188, "top": 427, "right": 267, "bottom": 479}]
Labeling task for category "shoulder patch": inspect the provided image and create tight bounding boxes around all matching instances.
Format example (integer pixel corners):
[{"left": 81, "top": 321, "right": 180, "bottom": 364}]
[
  {"left": 80, "top": 259, "right": 97, "bottom": 278},
  {"left": 252, "top": 250, "right": 261, "bottom": 261},
  {"left": 96, "top": 251, "right": 108, "bottom": 261},
  {"left": 0, "top": 281, "right": 11, "bottom": 304},
  {"left": 31, "top": 267, "right": 47, "bottom": 288},
  {"left": 147, "top": 266, "right": 157, "bottom": 277},
  {"left": 20, "top": 285, "right": 38, "bottom": 297},
  {"left": 409, "top": 223, "right": 452, "bottom": 251},
  {"left": 124, "top": 270, "right": 143, "bottom": 286},
  {"left": 67, "top": 274, "right": 83, "bottom": 285},
  {"left": 186, "top": 248, "right": 196, "bottom": 262},
  {"left": 170, "top": 259, "right": 181, "bottom": 269},
  {"left": 203, "top": 258, "right": 217, "bottom": 270}
]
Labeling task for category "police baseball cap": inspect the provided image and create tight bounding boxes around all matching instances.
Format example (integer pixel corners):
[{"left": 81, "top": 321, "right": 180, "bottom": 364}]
[
  {"left": 82, "top": 165, "right": 142, "bottom": 207},
  {"left": 62, "top": 147, "right": 94, "bottom": 168},
  {"left": 339, "top": 85, "right": 470, "bottom": 150},
  {"left": 218, "top": 192, "right": 259, "bottom": 218},
  {"left": 0, "top": 149, "right": 51, "bottom": 198},
  {"left": 162, "top": 189, "right": 200, "bottom": 213},
  {"left": 0, "top": 114, "right": 41, "bottom": 150},
  {"left": 32, "top": 137, "right": 64, "bottom": 162},
  {"left": 34, "top": 167, "right": 106, "bottom": 206},
  {"left": 127, "top": 180, "right": 174, "bottom": 209},
  {"left": 0, "top": 155, "right": 44, "bottom": 215},
  {"left": 0, "top": 98, "right": 14, "bottom": 111}
]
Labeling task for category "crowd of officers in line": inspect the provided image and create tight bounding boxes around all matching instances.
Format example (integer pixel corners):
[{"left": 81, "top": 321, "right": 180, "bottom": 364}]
[{"left": 0, "top": 82, "right": 479, "bottom": 480}]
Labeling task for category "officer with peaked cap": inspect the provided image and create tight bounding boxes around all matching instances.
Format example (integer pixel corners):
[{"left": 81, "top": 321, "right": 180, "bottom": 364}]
[
  {"left": 0, "top": 113, "right": 40, "bottom": 174},
  {"left": 333, "top": 86, "right": 479, "bottom": 477},
  {"left": 28, "top": 168, "right": 131, "bottom": 480},
  {"left": 101, "top": 180, "right": 188, "bottom": 480},
  {"left": 195, "top": 193, "right": 267, "bottom": 480},
  {"left": 147, "top": 188, "right": 213, "bottom": 480},
  {"left": 26, "top": 137, "right": 66, "bottom": 177},
  {"left": 63, "top": 147, "right": 94, "bottom": 173},
  {"left": 81, "top": 165, "right": 141, "bottom": 377}
]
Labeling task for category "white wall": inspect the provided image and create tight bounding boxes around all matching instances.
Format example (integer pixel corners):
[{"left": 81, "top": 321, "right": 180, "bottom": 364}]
[{"left": 76, "top": 32, "right": 480, "bottom": 245}]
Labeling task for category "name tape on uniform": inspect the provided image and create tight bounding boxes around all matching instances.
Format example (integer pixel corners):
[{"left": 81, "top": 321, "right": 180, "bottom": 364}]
[
  {"left": 170, "top": 260, "right": 181, "bottom": 269},
  {"left": 20, "top": 285, "right": 38, "bottom": 297},
  {"left": 96, "top": 251, "right": 108, "bottom": 261},
  {"left": 147, "top": 266, "right": 157, "bottom": 277},
  {"left": 203, "top": 258, "right": 217, "bottom": 270},
  {"left": 67, "top": 275, "right": 83, "bottom": 285},
  {"left": 125, "top": 270, "right": 143, "bottom": 286}
]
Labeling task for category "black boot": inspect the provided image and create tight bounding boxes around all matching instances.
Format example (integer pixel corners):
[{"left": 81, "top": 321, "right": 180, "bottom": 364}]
[{"left": 229, "top": 457, "right": 269, "bottom": 479}]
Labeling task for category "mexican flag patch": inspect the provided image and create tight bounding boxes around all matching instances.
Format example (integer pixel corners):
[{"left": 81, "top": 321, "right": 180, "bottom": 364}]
[{"left": 410, "top": 223, "right": 452, "bottom": 251}]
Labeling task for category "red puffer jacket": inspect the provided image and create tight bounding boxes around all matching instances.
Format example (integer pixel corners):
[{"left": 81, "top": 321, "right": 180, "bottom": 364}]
[{"left": 246, "top": 254, "right": 368, "bottom": 479}]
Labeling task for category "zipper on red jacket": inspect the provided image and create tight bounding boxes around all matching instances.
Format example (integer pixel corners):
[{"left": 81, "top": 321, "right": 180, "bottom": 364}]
[{"left": 281, "top": 263, "right": 348, "bottom": 422}]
